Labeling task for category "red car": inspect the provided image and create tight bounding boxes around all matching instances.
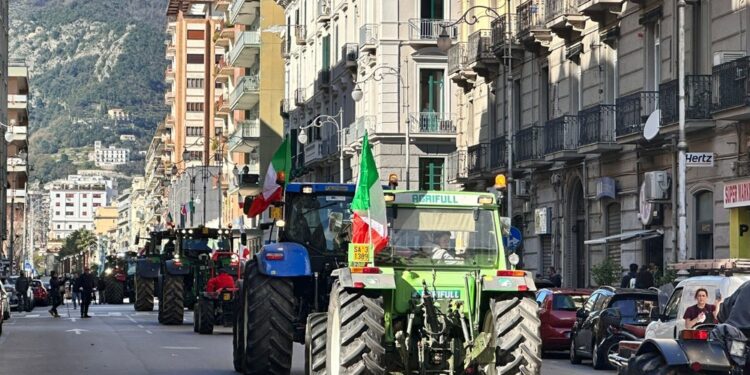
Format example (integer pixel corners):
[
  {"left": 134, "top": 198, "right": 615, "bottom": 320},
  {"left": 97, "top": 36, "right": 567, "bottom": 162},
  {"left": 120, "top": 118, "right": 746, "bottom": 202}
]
[
  {"left": 31, "top": 280, "right": 49, "bottom": 306},
  {"left": 536, "top": 288, "right": 593, "bottom": 351}
]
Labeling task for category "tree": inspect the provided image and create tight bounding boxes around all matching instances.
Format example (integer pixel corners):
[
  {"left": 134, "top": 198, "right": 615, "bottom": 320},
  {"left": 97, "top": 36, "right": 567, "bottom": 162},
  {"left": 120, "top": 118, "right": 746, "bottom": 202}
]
[{"left": 59, "top": 229, "right": 96, "bottom": 258}]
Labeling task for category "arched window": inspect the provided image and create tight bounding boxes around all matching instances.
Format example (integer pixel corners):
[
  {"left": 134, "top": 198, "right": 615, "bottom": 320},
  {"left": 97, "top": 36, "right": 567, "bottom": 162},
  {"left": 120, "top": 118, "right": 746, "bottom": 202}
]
[
  {"left": 606, "top": 202, "right": 621, "bottom": 266},
  {"left": 695, "top": 190, "right": 714, "bottom": 259}
]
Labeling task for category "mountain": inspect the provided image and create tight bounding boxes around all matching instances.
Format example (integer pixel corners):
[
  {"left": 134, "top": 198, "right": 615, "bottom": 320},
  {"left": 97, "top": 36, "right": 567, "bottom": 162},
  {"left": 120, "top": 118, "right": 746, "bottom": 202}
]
[{"left": 9, "top": 0, "right": 169, "bottom": 184}]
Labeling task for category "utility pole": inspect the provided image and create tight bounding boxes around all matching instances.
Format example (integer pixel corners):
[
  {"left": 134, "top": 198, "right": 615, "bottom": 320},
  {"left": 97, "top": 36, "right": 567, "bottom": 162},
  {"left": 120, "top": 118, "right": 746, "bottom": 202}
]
[{"left": 677, "top": 0, "right": 687, "bottom": 261}]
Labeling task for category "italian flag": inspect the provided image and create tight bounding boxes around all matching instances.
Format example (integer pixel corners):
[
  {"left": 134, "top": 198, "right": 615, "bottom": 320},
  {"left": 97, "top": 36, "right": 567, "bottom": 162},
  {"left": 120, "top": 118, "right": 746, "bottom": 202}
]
[
  {"left": 248, "top": 138, "right": 290, "bottom": 218},
  {"left": 351, "top": 132, "right": 388, "bottom": 253}
]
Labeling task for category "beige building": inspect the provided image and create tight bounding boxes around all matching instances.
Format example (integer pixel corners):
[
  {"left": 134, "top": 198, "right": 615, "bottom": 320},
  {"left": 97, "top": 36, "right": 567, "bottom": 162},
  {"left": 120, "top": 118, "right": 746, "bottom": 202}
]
[
  {"left": 143, "top": 123, "right": 168, "bottom": 231},
  {"left": 5, "top": 59, "right": 28, "bottom": 266},
  {"left": 93, "top": 206, "right": 119, "bottom": 235},
  {"left": 0, "top": 0, "right": 8, "bottom": 264},
  {"left": 445, "top": 0, "right": 750, "bottom": 287}
]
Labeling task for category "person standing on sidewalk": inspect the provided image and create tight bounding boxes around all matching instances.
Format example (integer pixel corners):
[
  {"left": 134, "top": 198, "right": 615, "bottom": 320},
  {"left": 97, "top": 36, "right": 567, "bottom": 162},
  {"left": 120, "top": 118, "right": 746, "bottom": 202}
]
[
  {"left": 70, "top": 271, "right": 81, "bottom": 310},
  {"left": 48, "top": 271, "right": 62, "bottom": 318},
  {"left": 97, "top": 277, "right": 106, "bottom": 305},
  {"left": 77, "top": 267, "right": 96, "bottom": 318}
]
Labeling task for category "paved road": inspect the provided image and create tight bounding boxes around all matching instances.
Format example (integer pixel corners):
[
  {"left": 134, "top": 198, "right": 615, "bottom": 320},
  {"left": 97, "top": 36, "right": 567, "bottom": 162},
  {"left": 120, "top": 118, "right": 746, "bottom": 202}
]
[{"left": 0, "top": 302, "right": 606, "bottom": 375}]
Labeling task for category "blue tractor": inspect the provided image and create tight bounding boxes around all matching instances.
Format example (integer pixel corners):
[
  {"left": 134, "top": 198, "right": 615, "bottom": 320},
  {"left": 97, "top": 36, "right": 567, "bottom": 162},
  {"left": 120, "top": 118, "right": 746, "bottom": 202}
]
[{"left": 233, "top": 182, "right": 356, "bottom": 374}]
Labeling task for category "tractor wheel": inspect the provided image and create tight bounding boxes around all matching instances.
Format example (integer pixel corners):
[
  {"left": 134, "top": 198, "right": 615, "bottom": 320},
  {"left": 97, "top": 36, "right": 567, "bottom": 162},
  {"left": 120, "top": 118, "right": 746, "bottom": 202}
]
[
  {"left": 198, "top": 299, "right": 214, "bottom": 334},
  {"left": 305, "top": 312, "right": 327, "bottom": 375},
  {"left": 243, "top": 262, "right": 295, "bottom": 375},
  {"left": 106, "top": 278, "right": 124, "bottom": 304},
  {"left": 134, "top": 276, "right": 154, "bottom": 311},
  {"left": 159, "top": 273, "right": 184, "bottom": 325},
  {"left": 482, "top": 296, "right": 542, "bottom": 375},
  {"left": 232, "top": 280, "right": 246, "bottom": 373},
  {"left": 326, "top": 281, "right": 385, "bottom": 375}
]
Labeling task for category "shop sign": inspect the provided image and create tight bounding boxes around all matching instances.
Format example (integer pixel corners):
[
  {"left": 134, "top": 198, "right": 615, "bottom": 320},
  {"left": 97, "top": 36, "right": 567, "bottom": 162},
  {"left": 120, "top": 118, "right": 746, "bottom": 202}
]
[
  {"left": 724, "top": 179, "right": 750, "bottom": 208},
  {"left": 686, "top": 152, "right": 714, "bottom": 167}
]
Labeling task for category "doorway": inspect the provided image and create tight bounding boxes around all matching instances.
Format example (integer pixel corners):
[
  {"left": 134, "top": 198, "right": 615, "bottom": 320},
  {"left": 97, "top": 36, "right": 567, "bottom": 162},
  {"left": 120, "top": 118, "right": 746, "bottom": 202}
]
[{"left": 568, "top": 180, "right": 587, "bottom": 288}]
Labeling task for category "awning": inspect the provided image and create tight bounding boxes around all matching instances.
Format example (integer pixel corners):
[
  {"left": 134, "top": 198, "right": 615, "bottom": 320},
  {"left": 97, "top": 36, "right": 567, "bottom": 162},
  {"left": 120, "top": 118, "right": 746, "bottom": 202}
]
[{"left": 584, "top": 229, "right": 663, "bottom": 246}]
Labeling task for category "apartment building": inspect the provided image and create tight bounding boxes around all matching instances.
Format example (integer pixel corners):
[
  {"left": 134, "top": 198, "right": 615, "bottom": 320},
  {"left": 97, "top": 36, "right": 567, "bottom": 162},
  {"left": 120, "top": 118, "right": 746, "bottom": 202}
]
[
  {"left": 47, "top": 175, "right": 115, "bottom": 240},
  {"left": 0, "top": 0, "right": 8, "bottom": 263},
  {"left": 5, "top": 59, "right": 28, "bottom": 264},
  {"left": 94, "top": 141, "right": 131, "bottom": 167},
  {"left": 116, "top": 191, "right": 131, "bottom": 252},
  {"left": 279, "top": 0, "right": 459, "bottom": 188},
  {"left": 212, "top": 0, "right": 285, "bottom": 229},
  {"left": 445, "top": 0, "right": 750, "bottom": 287},
  {"left": 143, "top": 123, "right": 168, "bottom": 231}
]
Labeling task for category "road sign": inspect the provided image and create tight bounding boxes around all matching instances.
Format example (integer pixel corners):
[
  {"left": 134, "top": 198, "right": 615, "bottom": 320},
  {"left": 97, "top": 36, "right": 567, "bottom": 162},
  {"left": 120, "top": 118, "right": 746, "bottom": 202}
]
[
  {"left": 686, "top": 152, "right": 714, "bottom": 167},
  {"left": 502, "top": 227, "right": 523, "bottom": 251}
]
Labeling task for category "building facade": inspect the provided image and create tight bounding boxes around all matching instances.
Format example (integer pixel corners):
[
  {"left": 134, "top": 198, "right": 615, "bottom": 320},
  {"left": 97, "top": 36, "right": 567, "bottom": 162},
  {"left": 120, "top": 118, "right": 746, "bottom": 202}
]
[
  {"left": 116, "top": 191, "right": 131, "bottom": 252},
  {"left": 94, "top": 141, "right": 131, "bottom": 167},
  {"left": 445, "top": 0, "right": 750, "bottom": 287},
  {"left": 5, "top": 59, "right": 28, "bottom": 269},
  {"left": 0, "top": 0, "right": 9, "bottom": 267},
  {"left": 47, "top": 175, "right": 114, "bottom": 240}
]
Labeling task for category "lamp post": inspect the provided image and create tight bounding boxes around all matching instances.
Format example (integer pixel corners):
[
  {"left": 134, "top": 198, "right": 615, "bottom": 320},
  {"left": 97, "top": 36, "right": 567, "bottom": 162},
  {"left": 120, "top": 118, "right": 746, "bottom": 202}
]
[
  {"left": 297, "top": 109, "right": 345, "bottom": 183},
  {"left": 171, "top": 136, "right": 226, "bottom": 227},
  {"left": 351, "top": 66, "right": 410, "bottom": 188}
]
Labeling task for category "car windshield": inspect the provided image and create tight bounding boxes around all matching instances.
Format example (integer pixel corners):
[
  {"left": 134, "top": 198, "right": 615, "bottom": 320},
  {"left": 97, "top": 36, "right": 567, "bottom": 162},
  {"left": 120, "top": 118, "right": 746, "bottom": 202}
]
[
  {"left": 611, "top": 295, "right": 658, "bottom": 322},
  {"left": 282, "top": 193, "right": 354, "bottom": 253},
  {"left": 553, "top": 294, "right": 588, "bottom": 311},
  {"left": 377, "top": 207, "right": 499, "bottom": 267}
]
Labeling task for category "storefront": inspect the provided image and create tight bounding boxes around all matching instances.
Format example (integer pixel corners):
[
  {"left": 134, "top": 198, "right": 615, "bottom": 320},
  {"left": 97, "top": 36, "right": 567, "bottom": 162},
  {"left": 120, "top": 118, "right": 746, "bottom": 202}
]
[{"left": 723, "top": 178, "right": 750, "bottom": 257}]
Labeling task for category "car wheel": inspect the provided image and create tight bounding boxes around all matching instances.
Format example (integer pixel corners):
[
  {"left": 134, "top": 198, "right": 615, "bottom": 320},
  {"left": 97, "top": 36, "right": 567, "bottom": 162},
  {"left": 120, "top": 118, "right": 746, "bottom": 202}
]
[{"left": 570, "top": 337, "right": 582, "bottom": 364}]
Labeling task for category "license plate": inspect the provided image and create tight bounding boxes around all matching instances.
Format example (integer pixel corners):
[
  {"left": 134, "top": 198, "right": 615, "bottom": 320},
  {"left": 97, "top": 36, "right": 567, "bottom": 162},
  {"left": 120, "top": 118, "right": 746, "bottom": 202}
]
[
  {"left": 223, "top": 294, "right": 231, "bottom": 301},
  {"left": 352, "top": 244, "right": 370, "bottom": 264}
]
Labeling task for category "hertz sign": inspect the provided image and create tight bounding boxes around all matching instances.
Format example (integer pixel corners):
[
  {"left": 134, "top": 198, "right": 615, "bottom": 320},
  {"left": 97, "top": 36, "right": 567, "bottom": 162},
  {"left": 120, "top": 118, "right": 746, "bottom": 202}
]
[{"left": 724, "top": 179, "right": 750, "bottom": 208}]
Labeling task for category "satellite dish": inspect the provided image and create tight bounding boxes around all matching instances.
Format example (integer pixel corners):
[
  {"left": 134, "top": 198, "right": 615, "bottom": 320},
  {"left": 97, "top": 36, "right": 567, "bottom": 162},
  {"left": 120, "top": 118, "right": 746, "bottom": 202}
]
[{"left": 643, "top": 109, "right": 661, "bottom": 141}]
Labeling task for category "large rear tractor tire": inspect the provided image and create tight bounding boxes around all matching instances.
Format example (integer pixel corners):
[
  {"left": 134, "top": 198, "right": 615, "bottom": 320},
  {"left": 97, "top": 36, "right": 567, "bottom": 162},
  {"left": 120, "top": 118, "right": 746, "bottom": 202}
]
[
  {"left": 134, "top": 276, "right": 154, "bottom": 311},
  {"left": 158, "top": 273, "right": 184, "bottom": 325},
  {"left": 197, "top": 299, "right": 214, "bottom": 334},
  {"left": 305, "top": 312, "right": 327, "bottom": 375},
  {"left": 105, "top": 278, "right": 124, "bottom": 304},
  {"left": 326, "top": 281, "right": 385, "bottom": 375},
  {"left": 243, "top": 262, "right": 295, "bottom": 375},
  {"left": 483, "top": 297, "right": 542, "bottom": 375},
  {"left": 232, "top": 280, "right": 247, "bottom": 373}
]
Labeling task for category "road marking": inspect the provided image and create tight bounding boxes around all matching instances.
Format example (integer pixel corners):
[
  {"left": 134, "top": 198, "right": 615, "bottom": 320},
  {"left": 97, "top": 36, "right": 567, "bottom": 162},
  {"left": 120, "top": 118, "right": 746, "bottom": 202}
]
[
  {"left": 127, "top": 315, "right": 138, "bottom": 324},
  {"left": 145, "top": 330, "right": 153, "bottom": 334},
  {"left": 108, "top": 312, "right": 122, "bottom": 316},
  {"left": 68, "top": 317, "right": 78, "bottom": 322},
  {"left": 161, "top": 346, "right": 199, "bottom": 350},
  {"left": 133, "top": 312, "right": 153, "bottom": 316},
  {"left": 137, "top": 325, "right": 144, "bottom": 328},
  {"left": 23, "top": 314, "right": 39, "bottom": 318},
  {"left": 66, "top": 329, "right": 88, "bottom": 335}
]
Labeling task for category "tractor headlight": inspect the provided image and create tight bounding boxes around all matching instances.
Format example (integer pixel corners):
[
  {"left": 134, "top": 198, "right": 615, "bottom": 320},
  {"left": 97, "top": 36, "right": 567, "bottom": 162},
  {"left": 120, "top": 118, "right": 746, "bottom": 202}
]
[
  {"left": 104, "top": 268, "right": 113, "bottom": 276},
  {"left": 188, "top": 229, "right": 194, "bottom": 235},
  {"left": 275, "top": 220, "right": 286, "bottom": 228}
]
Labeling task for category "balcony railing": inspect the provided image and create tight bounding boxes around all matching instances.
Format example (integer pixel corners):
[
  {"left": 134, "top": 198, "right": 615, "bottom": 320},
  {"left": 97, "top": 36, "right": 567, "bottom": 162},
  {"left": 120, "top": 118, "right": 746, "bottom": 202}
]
[
  {"left": 230, "top": 74, "right": 260, "bottom": 106},
  {"left": 280, "top": 99, "right": 290, "bottom": 117},
  {"left": 342, "top": 43, "right": 358, "bottom": 67},
  {"left": 446, "top": 150, "right": 468, "bottom": 182},
  {"left": 491, "top": 14, "right": 518, "bottom": 52},
  {"left": 317, "top": 0, "right": 331, "bottom": 22},
  {"left": 408, "top": 18, "right": 457, "bottom": 41},
  {"left": 490, "top": 136, "right": 507, "bottom": 168},
  {"left": 281, "top": 38, "right": 290, "bottom": 58},
  {"left": 234, "top": 120, "right": 260, "bottom": 138},
  {"left": 712, "top": 56, "right": 750, "bottom": 112},
  {"left": 515, "top": 125, "right": 543, "bottom": 162},
  {"left": 295, "top": 88, "right": 306, "bottom": 106},
  {"left": 467, "top": 29, "right": 494, "bottom": 64},
  {"left": 544, "top": 115, "right": 579, "bottom": 154},
  {"left": 578, "top": 104, "right": 616, "bottom": 146},
  {"left": 615, "top": 91, "right": 658, "bottom": 137},
  {"left": 295, "top": 25, "right": 307, "bottom": 45},
  {"left": 468, "top": 143, "right": 489, "bottom": 174},
  {"left": 359, "top": 24, "right": 378, "bottom": 49},
  {"left": 545, "top": 0, "right": 579, "bottom": 22},
  {"left": 409, "top": 112, "right": 456, "bottom": 134},
  {"left": 316, "top": 69, "right": 331, "bottom": 90},
  {"left": 660, "top": 75, "right": 712, "bottom": 125},
  {"left": 518, "top": 0, "right": 546, "bottom": 37},
  {"left": 448, "top": 43, "right": 467, "bottom": 74}
]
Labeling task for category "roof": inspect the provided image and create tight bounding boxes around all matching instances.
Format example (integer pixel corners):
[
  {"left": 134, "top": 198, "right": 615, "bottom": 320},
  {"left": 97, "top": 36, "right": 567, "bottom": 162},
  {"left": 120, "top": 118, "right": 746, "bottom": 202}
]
[
  {"left": 597, "top": 287, "right": 659, "bottom": 296},
  {"left": 166, "top": 0, "right": 191, "bottom": 16}
]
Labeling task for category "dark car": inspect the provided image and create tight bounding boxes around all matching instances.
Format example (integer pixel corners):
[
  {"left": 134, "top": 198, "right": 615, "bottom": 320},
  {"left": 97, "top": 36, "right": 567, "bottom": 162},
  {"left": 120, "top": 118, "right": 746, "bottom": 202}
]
[
  {"left": 31, "top": 280, "right": 49, "bottom": 306},
  {"left": 569, "top": 286, "right": 658, "bottom": 370},
  {"left": 536, "top": 288, "right": 593, "bottom": 351}
]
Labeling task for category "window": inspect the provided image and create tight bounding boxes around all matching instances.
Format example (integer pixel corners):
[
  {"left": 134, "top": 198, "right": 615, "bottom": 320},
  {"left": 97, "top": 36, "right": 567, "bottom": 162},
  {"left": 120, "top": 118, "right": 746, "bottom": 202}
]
[
  {"left": 68, "top": 225, "right": 72, "bottom": 229},
  {"left": 186, "top": 54, "right": 204, "bottom": 64},
  {"left": 55, "top": 211, "right": 60, "bottom": 216},
  {"left": 65, "top": 203, "right": 74, "bottom": 207},
  {"left": 82, "top": 212, "right": 87, "bottom": 216},
  {"left": 55, "top": 194, "right": 60, "bottom": 198},
  {"left": 535, "top": 290, "right": 549, "bottom": 306},
  {"left": 419, "top": 158, "right": 444, "bottom": 190},
  {"left": 187, "top": 30, "right": 205, "bottom": 40},
  {"left": 187, "top": 79, "right": 204, "bottom": 89},
  {"left": 322, "top": 35, "right": 330, "bottom": 71},
  {"left": 215, "top": 127, "right": 223, "bottom": 136},
  {"left": 93, "top": 203, "right": 101, "bottom": 207},
  {"left": 186, "top": 151, "right": 203, "bottom": 161},
  {"left": 420, "top": 0, "right": 444, "bottom": 19},
  {"left": 646, "top": 21, "right": 661, "bottom": 91},
  {"left": 66, "top": 212, "right": 74, "bottom": 216},
  {"left": 82, "top": 203, "right": 87, "bottom": 207},
  {"left": 56, "top": 224, "right": 61, "bottom": 229},
  {"left": 606, "top": 203, "right": 622, "bottom": 266},
  {"left": 187, "top": 102, "right": 204, "bottom": 112},
  {"left": 93, "top": 194, "right": 102, "bottom": 198},
  {"left": 55, "top": 202, "right": 60, "bottom": 207},
  {"left": 419, "top": 69, "right": 445, "bottom": 115},
  {"left": 187, "top": 126, "right": 204, "bottom": 136},
  {"left": 695, "top": 190, "right": 713, "bottom": 259},
  {"left": 663, "top": 287, "right": 683, "bottom": 321},
  {"left": 65, "top": 193, "right": 74, "bottom": 198},
  {"left": 82, "top": 194, "right": 87, "bottom": 198}
]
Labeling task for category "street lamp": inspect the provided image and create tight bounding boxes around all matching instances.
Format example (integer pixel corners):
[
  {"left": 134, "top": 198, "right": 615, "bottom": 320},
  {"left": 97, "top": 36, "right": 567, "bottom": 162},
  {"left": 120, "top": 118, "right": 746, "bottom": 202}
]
[
  {"left": 351, "top": 65, "right": 411, "bottom": 188},
  {"left": 436, "top": 6, "right": 502, "bottom": 52},
  {"left": 297, "top": 109, "right": 345, "bottom": 183}
]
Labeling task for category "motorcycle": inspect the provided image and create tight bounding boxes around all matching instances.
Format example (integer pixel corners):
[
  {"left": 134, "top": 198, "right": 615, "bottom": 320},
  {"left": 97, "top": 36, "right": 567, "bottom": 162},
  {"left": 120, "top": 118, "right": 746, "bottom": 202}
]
[{"left": 596, "top": 308, "right": 648, "bottom": 370}]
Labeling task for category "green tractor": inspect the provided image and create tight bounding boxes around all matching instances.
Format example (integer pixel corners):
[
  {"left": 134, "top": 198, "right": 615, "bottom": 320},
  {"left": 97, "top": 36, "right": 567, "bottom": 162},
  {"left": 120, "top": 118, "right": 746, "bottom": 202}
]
[
  {"left": 102, "top": 251, "right": 137, "bottom": 304},
  {"left": 134, "top": 230, "right": 175, "bottom": 312},
  {"left": 313, "top": 191, "right": 542, "bottom": 374}
]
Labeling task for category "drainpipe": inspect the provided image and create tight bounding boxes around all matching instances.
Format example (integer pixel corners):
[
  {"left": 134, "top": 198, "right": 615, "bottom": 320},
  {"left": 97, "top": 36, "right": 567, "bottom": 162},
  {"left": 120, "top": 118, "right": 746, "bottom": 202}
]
[
  {"left": 677, "top": 0, "right": 688, "bottom": 261},
  {"left": 505, "top": 3, "right": 513, "bottom": 220}
]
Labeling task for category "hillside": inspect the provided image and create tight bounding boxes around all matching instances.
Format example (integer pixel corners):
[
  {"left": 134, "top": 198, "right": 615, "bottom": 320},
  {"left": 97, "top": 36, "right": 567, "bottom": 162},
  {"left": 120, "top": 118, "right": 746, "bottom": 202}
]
[{"left": 9, "top": 0, "right": 169, "bottom": 183}]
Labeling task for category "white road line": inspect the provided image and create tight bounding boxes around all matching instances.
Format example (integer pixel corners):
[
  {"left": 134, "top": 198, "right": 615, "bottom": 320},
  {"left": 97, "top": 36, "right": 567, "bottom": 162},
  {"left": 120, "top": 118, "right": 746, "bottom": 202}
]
[
  {"left": 66, "top": 329, "right": 88, "bottom": 335},
  {"left": 161, "top": 346, "right": 199, "bottom": 350},
  {"left": 137, "top": 325, "right": 144, "bottom": 328},
  {"left": 127, "top": 315, "right": 138, "bottom": 324},
  {"left": 23, "top": 314, "right": 40, "bottom": 318},
  {"left": 145, "top": 330, "right": 153, "bottom": 334}
]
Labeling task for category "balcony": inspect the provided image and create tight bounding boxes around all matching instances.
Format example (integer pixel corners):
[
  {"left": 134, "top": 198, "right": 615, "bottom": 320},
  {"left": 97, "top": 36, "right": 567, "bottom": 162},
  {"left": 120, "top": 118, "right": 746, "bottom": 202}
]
[
  {"left": 229, "top": 74, "right": 260, "bottom": 111},
  {"left": 448, "top": 43, "right": 475, "bottom": 91},
  {"left": 228, "top": 119, "right": 260, "bottom": 153},
  {"left": 216, "top": 94, "right": 231, "bottom": 115},
  {"left": 215, "top": 21, "right": 236, "bottom": 47},
  {"left": 515, "top": 125, "right": 548, "bottom": 168},
  {"left": 543, "top": 115, "right": 581, "bottom": 161},
  {"left": 280, "top": 99, "right": 290, "bottom": 118},
  {"left": 317, "top": 0, "right": 331, "bottom": 23},
  {"left": 712, "top": 56, "right": 750, "bottom": 120},
  {"left": 163, "top": 136, "right": 175, "bottom": 150},
  {"left": 295, "top": 25, "right": 307, "bottom": 46},
  {"left": 215, "top": 58, "right": 232, "bottom": 82},
  {"left": 315, "top": 69, "right": 330, "bottom": 92},
  {"left": 408, "top": 18, "right": 457, "bottom": 42},
  {"left": 577, "top": 104, "right": 620, "bottom": 154},
  {"left": 165, "top": 115, "right": 175, "bottom": 128},
  {"left": 229, "top": 0, "right": 260, "bottom": 26},
  {"left": 231, "top": 162, "right": 261, "bottom": 195},
  {"left": 409, "top": 112, "right": 457, "bottom": 139},
  {"left": 214, "top": 0, "right": 230, "bottom": 12},
  {"left": 446, "top": 150, "right": 468, "bottom": 183},
  {"left": 229, "top": 31, "right": 260, "bottom": 68},
  {"left": 577, "top": 0, "right": 623, "bottom": 23},
  {"left": 466, "top": 29, "right": 498, "bottom": 80},
  {"left": 342, "top": 43, "right": 358, "bottom": 69},
  {"left": 165, "top": 67, "right": 175, "bottom": 83},
  {"left": 322, "top": 133, "right": 339, "bottom": 159},
  {"left": 517, "top": 0, "right": 552, "bottom": 50},
  {"left": 660, "top": 75, "right": 712, "bottom": 132},
  {"left": 7, "top": 157, "right": 26, "bottom": 173},
  {"left": 304, "top": 141, "right": 324, "bottom": 165},
  {"left": 345, "top": 116, "right": 375, "bottom": 146},
  {"left": 7, "top": 126, "right": 27, "bottom": 143},
  {"left": 164, "top": 90, "right": 175, "bottom": 105},
  {"left": 491, "top": 14, "right": 524, "bottom": 62},
  {"left": 166, "top": 41, "right": 176, "bottom": 58},
  {"left": 6, "top": 189, "right": 26, "bottom": 204},
  {"left": 468, "top": 143, "right": 490, "bottom": 176},
  {"left": 545, "top": 0, "right": 586, "bottom": 41},
  {"left": 490, "top": 136, "right": 508, "bottom": 171},
  {"left": 294, "top": 88, "right": 306, "bottom": 106},
  {"left": 359, "top": 24, "right": 378, "bottom": 51},
  {"left": 615, "top": 91, "right": 658, "bottom": 143},
  {"left": 7, "top": 94, "right": 27, "bottom": 110}
]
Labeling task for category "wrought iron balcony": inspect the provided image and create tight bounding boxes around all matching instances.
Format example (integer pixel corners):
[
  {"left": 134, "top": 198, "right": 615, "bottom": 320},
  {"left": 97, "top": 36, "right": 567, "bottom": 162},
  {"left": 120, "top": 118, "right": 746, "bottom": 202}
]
[
  {"left": 322, "top": 133, "right": 339, "bottom": 157},
  {"left": 279, "top": 99, "right": 290, "bottom": 118},
  {"left": 295, "top": 25, "right": 307, "bottom": 45},
  {"left": 446, "top": 150, "right": 468, "bottom": 183},
  {"left": 317, "top": 0, "right": 331, "bottom": 23},
  {"left": 514, "top": 125, "right": 545, "bottom": 165},
  {"left": 281, "top": 38, "right": 290, "bottom": 59},
  {"left": 448, "top": 43, "right": 467, "bottom": 75},
  {"left": 712, "top": 56, "right": 750, "bottom": 120},
  {"left": 491, "top": 14, "right": 521, "bottom": 58},
  {"left": 345, "top": 116, "right": 375, "bottom": 146},
  {"left": 490, "top": 136, "right": 507, "bottom": 170},
  {"left": 466, "top": 29, "right": 498, "bottom": 80},
  {"left": 409, "top": 112, "right": 456, "bottom": 136},
  {"left": 615, "top": 91, "right": 658, "bottom": 140},
  {"left": 517, "top": 0, "right": 552, "bottom": 48},
  {"left": 577, "top": 104, "right": 620, "bottom": 154},
  {"left": 316, "top": 69, "right": 331, "bottom": 91},
  {"left": 660, "top": 75, "right": 711, "bottom": 126},
  {"left": 468, "top": 143, "right": 490, "bottom": 175},
  {"left": 359, "top": 24, "right": 378, "bottom": 51},
  {"left": 294, "top": 88, "right": 306, "bottom": 106},
  {"left": 408, "top": 18, "right": 457, "bottom": 41},
  {"left": 544, "top": 115, "right": 582, "bottom": 160},
  {"left": 342, "top": 43, "right": 358, "bottom": 68}
]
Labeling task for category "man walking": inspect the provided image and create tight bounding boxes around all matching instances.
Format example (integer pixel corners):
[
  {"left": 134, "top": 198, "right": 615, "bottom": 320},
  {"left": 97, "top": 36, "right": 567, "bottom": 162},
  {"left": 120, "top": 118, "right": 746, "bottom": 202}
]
[
  {"left": 48, "top": 271, "right": 62, "bottom": 318},
  {"left": 15, "top": 271, "right": 30, "bottom": 311},
  {"left": 77, "top": 267, "right": 96, "bottom": 318},
  {"left": 547, "top": 267, "right": 562, "bottom": 288},
  {"left": 71, "top": 271, "right": 81, "bottom": 310},
  {"left": 97, "top": 277, "right": 106, "bottom": 304}
]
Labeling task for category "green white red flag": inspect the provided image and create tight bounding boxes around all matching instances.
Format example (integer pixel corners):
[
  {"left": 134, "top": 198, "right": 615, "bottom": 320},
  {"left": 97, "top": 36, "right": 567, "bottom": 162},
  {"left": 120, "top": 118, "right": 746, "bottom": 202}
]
[
  {"left": 248, "top": 138, "right": 290, "bottom": 217},
  {"left": 351, "top": 132, "right": 388, "bottom": 252}
]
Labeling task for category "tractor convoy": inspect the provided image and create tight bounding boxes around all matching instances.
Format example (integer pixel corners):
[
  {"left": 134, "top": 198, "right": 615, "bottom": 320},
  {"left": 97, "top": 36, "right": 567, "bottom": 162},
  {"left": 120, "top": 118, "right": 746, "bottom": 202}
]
[{"left": 101, "top": 252, "right": 137, "bottom": 304}]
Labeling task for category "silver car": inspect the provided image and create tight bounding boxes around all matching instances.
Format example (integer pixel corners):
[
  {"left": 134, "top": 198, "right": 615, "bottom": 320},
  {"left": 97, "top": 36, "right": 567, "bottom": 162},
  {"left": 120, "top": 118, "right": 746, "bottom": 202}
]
[{"left": 0, "top": 283, "right": 11, "bottom": 319}]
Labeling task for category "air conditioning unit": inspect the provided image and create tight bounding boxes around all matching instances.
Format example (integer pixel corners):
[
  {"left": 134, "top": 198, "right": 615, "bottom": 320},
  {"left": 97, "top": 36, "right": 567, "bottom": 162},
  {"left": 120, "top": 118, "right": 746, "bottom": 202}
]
[
  {"left": 644, "top": 171, "right": 671, "bottom": 201},
  {"left": 713, "top": 51, "right": 746, "bottom": 66},
  {"left": 515, "top": 179, "right": 530, "bottom": 197}
]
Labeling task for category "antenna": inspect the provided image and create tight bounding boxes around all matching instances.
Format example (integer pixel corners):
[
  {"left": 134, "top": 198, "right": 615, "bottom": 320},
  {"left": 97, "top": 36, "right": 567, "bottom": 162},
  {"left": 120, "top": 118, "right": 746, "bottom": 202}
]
[{"left": 643, "top": 109, "right": 661, "bottom": 141}]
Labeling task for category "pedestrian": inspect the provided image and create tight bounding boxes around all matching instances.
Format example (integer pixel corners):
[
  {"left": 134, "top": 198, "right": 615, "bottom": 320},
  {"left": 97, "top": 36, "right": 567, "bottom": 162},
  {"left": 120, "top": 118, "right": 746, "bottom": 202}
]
[
  {"left": 621, "top": 263, "right": 639, "bottom": 288},
  {"left": 97, "top": 277, "right": 106, "bottom": 305},
  {"left": 48, "top": 271, "right": 62, "bottom": 318},
  {"left": 71, "top": 271, "right": 81, "bottom": 310},
  {"left": 547, "top": 267, "right": 562, "bottom": 288},
  {"left": 77, "top": 267, "right": 96, "bottom": 318},
  {"left": 635, "top": 264, "right": 655, "bottom": 289},
  {"left": 15, "top": 271, "right": 30, "bottom": 310}
]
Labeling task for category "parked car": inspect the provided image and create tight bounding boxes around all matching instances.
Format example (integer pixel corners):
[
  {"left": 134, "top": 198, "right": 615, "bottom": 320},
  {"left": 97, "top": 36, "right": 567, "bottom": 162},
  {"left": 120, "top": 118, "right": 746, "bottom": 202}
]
[
  {"left": 536, "top": 288, "right": 593, "bottom": 352},
  {"left": 31, "top": 279, "right": 49, "bottom": 306},
  {"left": 0, "top": 282, "right": 8, "bottom": 320},
  {"left": 569, "top": 286, "right": 659, "bottom": 370},
  {"left": 3, "top": 281, "right": 18, "bottom": 311},
  {"left": 6, "top": 276, "right": 34, "bottom": 311}
]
